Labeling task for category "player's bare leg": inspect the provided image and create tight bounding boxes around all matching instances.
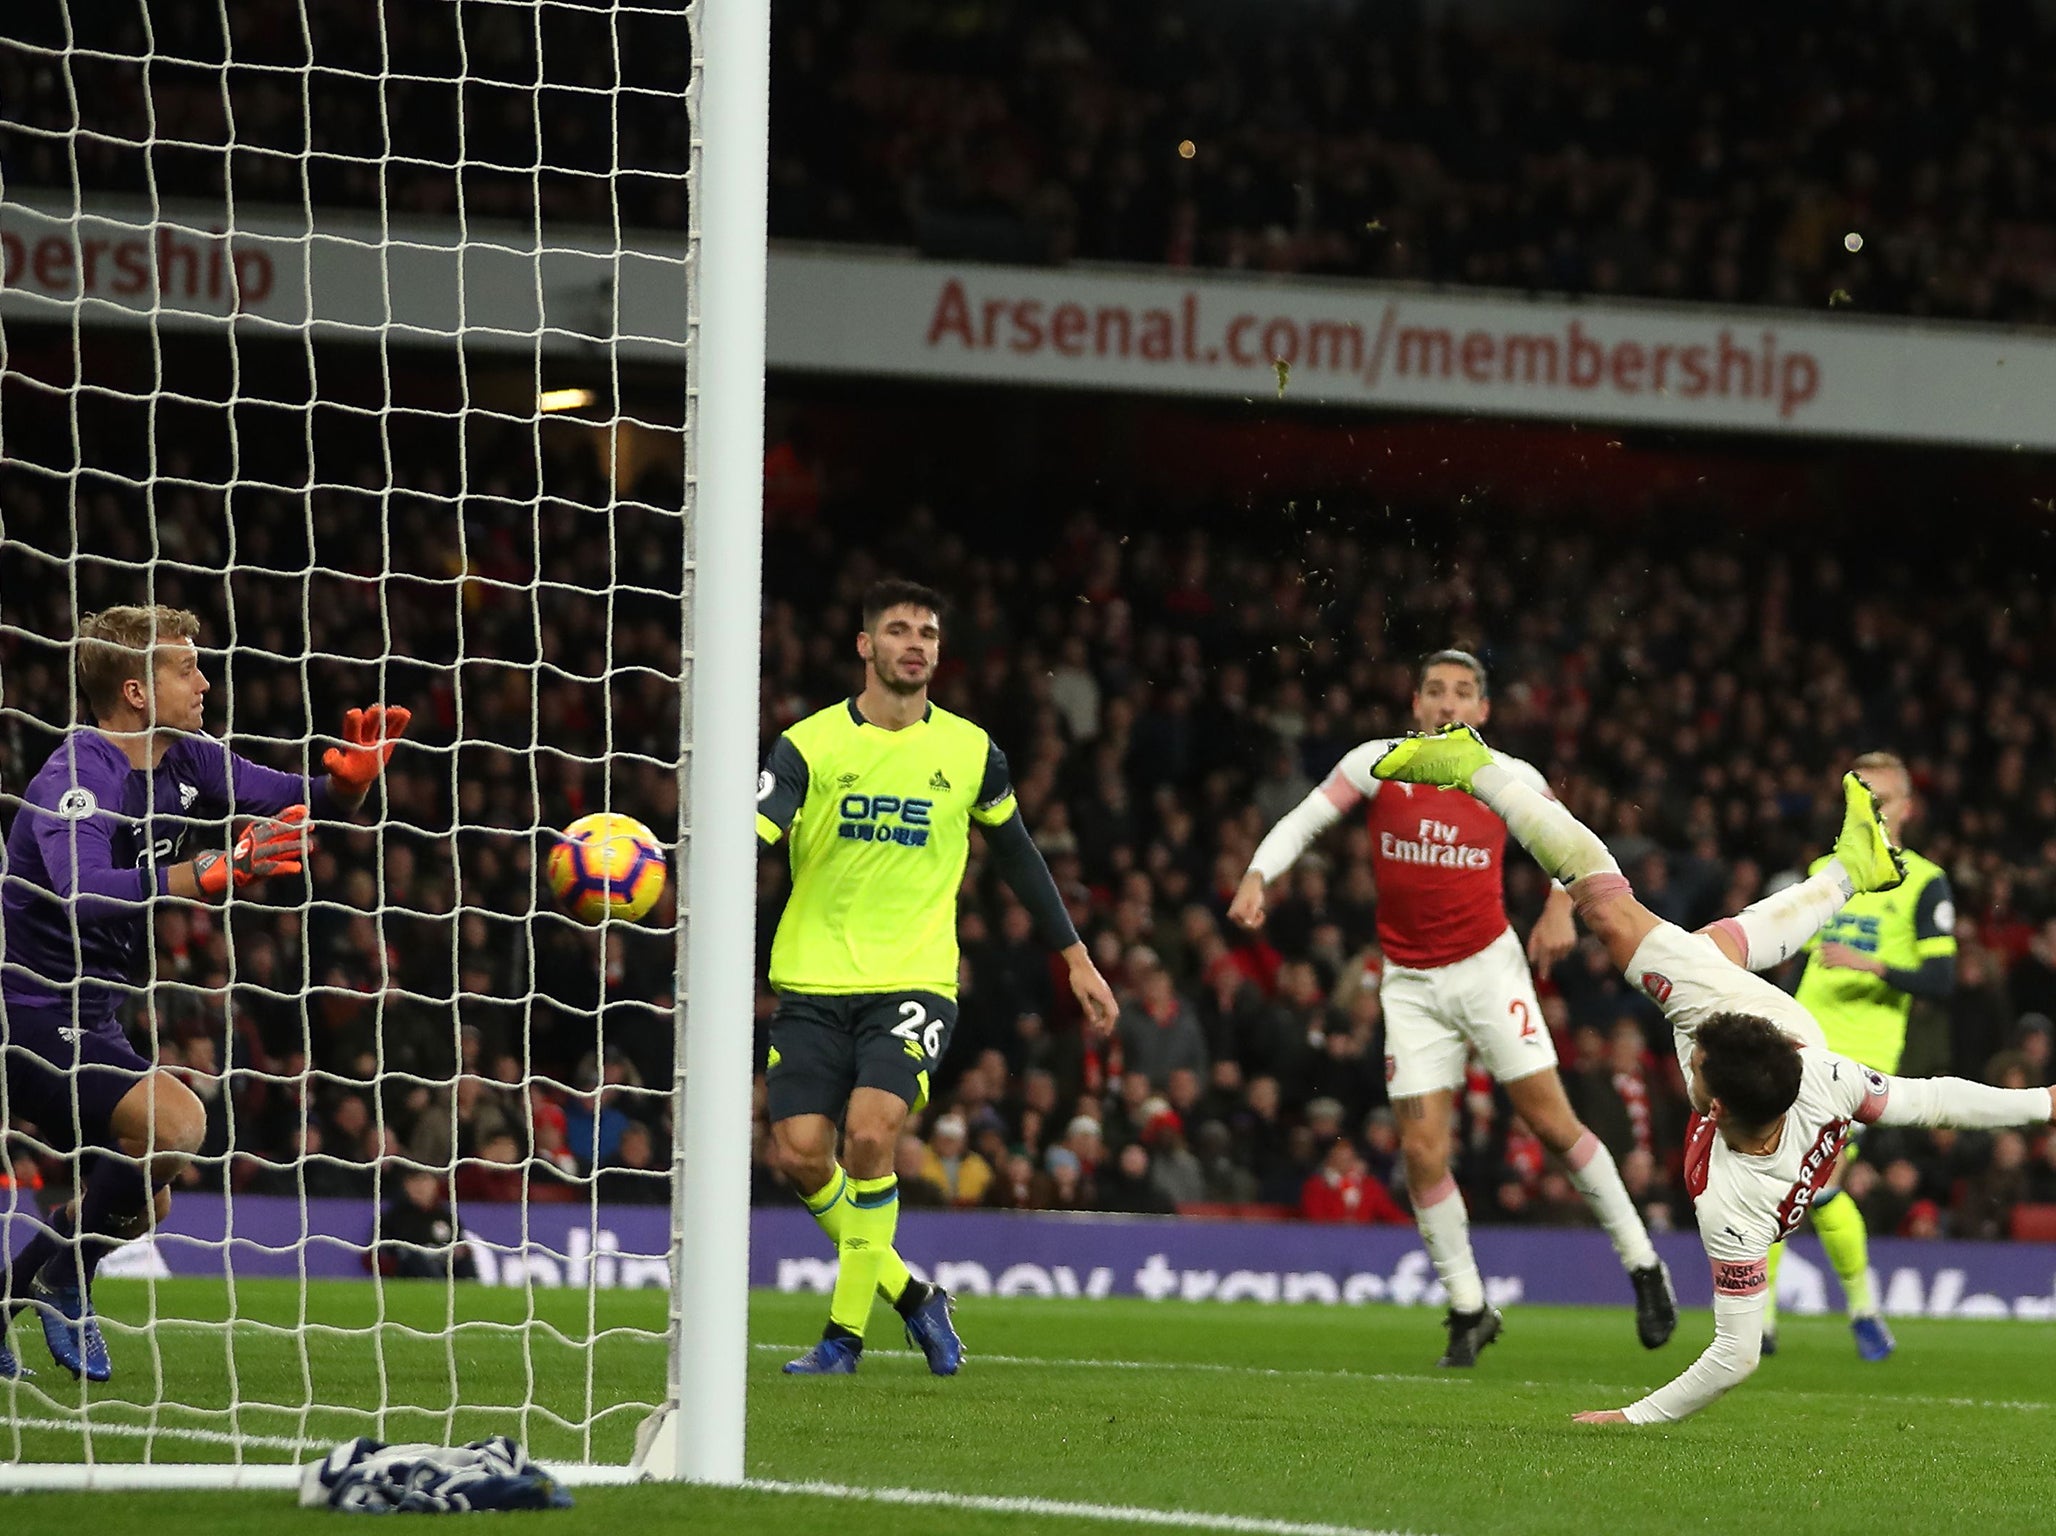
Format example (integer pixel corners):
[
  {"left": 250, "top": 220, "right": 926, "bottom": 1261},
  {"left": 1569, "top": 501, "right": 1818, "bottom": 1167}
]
[
  {"left": 22, "top": 1071, "right": 205, "bottom": 1381},
  {"left": 1504, "top": 1067, "right": 1676, "bottom": 1347},
  {"left": 1393, "top": 1089, "right": 1499, "bottom": 1367}
]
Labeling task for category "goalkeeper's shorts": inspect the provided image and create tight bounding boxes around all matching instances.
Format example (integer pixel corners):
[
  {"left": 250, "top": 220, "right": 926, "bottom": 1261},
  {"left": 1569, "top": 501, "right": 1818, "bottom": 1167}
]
[
  {"left": 1, "top": 1000, "right": 151, "bottom": 1149},
  {"left": 765, "top": 989, "right": 958, "bottom": 1123}
]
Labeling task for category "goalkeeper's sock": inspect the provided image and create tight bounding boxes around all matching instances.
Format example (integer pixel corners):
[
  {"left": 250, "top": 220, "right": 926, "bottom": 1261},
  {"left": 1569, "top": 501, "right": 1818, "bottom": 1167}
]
[
  {"left": 1709, "top": 862, "right": 1854, "bottom": 973},
  {"left": 1469, "top": 763, "right": 1621, "bottom": 888},
  {"left": 1563, "top": 1131, "right": 1660, "bottom": 1272},
  {"left": 1413, "top": 1174, "right": 1486, "bottom": 1314},
  {"left": 827, "top": 1174, "right": 900, "bottom": 1340},
  {"left": 1811, "top": 1189, "right": 1877, "bottom": 1317},
  {"left": 51, "top": 1158, "right": 156, "bottom": 1289},
  {"left": 804, "top": 1166, "right": 915, "bottom": 1305},
  {"left": 0, "top": 1208, "right": 76, "bottom": 1308},
  {"left": 1763, "top": 1240, "right": 1785, "bottom": 1337}
]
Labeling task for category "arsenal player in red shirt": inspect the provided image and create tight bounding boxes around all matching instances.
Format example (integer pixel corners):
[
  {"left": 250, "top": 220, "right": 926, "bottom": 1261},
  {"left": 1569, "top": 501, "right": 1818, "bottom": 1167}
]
[{"left": 1232, "top": 651, "right": 1676, "bottom": 1366}]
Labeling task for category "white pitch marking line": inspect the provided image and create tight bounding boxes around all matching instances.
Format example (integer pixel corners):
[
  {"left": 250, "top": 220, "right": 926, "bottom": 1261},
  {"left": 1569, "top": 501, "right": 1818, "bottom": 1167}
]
[
  {"left": 751, "top": 1341, "right": 2054, "bottom": 1413},
  {"left": 745, "top": 1477, "right": 1433, "bottom": 1536},
  {"left": 752, "top": 1341, "right": 1466, "bottom": 1389},
  {"left": 9, "top": 1417, "right": 319, "bottom": 1453}
]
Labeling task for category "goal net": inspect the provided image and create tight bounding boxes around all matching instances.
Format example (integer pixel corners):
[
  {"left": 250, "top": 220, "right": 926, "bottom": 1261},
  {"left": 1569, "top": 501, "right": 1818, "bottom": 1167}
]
[{"left": 0, "top": 0, "right": 717, "bottom": 1488}]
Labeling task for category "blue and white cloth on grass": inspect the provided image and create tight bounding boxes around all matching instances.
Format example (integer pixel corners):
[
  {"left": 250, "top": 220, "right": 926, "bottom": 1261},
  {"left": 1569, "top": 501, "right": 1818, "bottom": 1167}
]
[{"left": 300, "top": 1435, "right": 574, "bottom": 1513}]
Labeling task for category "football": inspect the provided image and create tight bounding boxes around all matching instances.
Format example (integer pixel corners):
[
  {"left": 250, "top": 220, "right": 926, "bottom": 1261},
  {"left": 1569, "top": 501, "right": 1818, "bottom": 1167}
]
[{"left": 545, "top": 811, "right": 667, "bottom": 923}]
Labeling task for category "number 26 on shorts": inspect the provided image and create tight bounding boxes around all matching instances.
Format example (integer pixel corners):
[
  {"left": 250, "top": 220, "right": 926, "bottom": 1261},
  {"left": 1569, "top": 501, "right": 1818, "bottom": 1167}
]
[{"left": 891, "top": 999, "right": 945, "bottom": 1061}]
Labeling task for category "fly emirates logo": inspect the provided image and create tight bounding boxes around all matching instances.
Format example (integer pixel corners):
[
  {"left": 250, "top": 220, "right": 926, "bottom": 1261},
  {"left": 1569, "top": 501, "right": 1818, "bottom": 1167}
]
[{"left": 1380, "top": 817, "right": 1493, "bottom": 870}]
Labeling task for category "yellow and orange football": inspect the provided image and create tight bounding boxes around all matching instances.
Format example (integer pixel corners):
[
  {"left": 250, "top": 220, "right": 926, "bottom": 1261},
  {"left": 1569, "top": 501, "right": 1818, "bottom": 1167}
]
[{"left": 546, "top": 812, "right": 667, "bottom": 923}]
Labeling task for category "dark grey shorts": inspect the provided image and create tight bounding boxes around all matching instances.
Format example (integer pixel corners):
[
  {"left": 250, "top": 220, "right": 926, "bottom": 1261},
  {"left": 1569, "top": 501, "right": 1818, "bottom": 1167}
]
[{"left": 765, "top": 989, "right": 958, "bottom": 1123}]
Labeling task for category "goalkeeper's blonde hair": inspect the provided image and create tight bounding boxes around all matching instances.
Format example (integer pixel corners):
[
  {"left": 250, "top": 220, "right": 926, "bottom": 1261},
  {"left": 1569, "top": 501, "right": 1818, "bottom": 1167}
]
[{"left": 77, "top": 604, "right": 202, "bottom": 719}]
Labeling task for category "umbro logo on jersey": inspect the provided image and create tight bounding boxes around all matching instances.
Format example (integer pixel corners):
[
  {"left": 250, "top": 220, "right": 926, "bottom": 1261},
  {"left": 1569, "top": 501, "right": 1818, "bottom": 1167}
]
[{"left": 930, "top": 770, "right": 951, "bottom": 790}]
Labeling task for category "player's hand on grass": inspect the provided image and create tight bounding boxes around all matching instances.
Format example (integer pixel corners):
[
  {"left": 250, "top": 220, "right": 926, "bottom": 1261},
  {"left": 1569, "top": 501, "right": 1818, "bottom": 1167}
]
[
  {"left": 1572, "top": 1409, "right": 1630, "bottom": 1424},
  {"left": 194, "top": 805, "right": 311, "bottom": 898},
  {"left": 324, "top": 704, "right": 413, "bottom": 799},
  {"left": 1068, "top": 951, "right": 1120, "bottom": 1039},
  {"left": 1228, "top": 871, "right": 1268, "bottom": 930}
]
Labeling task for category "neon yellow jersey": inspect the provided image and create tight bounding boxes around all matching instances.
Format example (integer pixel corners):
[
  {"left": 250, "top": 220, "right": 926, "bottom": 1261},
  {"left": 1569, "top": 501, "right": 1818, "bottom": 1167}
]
[
  {"left": 1795, "top": 847, "right": 1956, "bottom": 1073},
  {"left": 756, "top": 698, "right": 1017, "bottom": 997}
]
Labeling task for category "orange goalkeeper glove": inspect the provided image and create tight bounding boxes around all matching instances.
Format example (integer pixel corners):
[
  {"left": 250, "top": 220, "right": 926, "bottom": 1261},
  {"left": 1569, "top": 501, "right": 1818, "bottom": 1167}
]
[
  {"left": 194, "top": 805, "right": 311, "bottom": 898},
  {"left": 323, "top": 704, "right": 413, "bottom": 797}
]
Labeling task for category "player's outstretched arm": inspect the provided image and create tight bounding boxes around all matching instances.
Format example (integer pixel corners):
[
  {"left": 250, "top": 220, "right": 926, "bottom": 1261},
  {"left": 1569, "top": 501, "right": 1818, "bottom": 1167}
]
[
  {"left": 1581, "top": 1264, "right": 1768, "bottom": 1425},
  {"left": 1864, "top": 1072, "right": 2054, "bottom": 1132},
  {"left": 1233, "top": 740, "right": 1394, "bottom": 929}
]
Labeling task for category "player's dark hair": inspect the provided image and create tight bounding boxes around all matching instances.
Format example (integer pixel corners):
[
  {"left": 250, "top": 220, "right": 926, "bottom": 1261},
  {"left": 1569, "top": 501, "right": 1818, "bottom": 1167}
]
[
  {"left": 861, "top": 578, "right": 946, "bottom": 633},
  {"left": 1417, "top": 648, "right": 1487, "bottom": 697},
  {"left": 1696, "top": 1012, "right": 1803, "bottom": 1130}
]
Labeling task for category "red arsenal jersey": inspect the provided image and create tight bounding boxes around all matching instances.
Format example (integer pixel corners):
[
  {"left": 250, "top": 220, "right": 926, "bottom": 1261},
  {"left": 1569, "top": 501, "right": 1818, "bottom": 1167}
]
[{"left": 1363, "top": 779, "right": 1513, "bottom": 968}]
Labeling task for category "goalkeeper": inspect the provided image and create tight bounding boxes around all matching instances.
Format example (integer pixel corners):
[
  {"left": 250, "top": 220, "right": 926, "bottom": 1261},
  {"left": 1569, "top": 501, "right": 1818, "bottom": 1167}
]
[
  {"left": 0, "top": 605, "right": 408, "bottom": 1382},
  {"left": 759, "top": 580, "right": 1118, "bottom": 1376},
  {"left": 1763, "top": 751, "right": 1956, "bottom": 1360}
]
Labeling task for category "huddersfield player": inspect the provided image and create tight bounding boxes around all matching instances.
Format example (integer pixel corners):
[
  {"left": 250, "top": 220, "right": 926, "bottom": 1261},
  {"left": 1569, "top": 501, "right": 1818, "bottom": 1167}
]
[
  {"left": 1761, "top": 751, "right": 1956, "bottom": 1359},
  {"left": 760, "top": 580, "right": 1119, "bottom": 1376},
  {"left": 0, "top": 606, "right": 407, "bottom": 1381},
  {"left": 1371, "top": 725, "right": 2051, "bottom": 1422}
]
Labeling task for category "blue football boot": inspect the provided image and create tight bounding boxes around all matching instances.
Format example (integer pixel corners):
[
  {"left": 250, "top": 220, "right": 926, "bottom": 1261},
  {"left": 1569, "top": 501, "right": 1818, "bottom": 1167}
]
[
  {"left": 30, "top": 1273, "right": 112, "bottom": 1382},
  {"left": 782, "top": 1334, "right": 861, "bottom": 1375},
  {"left": 902, "top": 1286, "right": 963, "bottom": 1377},
  {"left": 1852, "top": 1315, "right": 1896, "bottom": 1363}
]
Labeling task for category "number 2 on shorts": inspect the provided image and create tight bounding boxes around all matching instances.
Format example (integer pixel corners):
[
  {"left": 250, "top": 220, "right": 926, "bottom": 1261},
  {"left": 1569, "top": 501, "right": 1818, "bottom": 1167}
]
[
  {"left": 1510, "top": 998, "right": 1538, "bottom": 1040},
  {"left": 892, "top": 999, "right": 945, "bottom": 1060}
]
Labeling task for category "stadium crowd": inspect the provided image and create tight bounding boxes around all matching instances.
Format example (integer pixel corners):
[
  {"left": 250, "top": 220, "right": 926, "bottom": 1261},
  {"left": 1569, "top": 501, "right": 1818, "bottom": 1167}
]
[
  {"left": 4, "top": 393, "right": 2056, "bottom": 1246},
  {"left": 8, "top": 0, "right": 2056, "bottom": 323}
]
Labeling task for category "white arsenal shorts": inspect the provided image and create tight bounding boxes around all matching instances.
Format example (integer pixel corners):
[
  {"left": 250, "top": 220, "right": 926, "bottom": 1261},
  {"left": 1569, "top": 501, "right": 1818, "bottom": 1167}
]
[
  {"left": 1379, "top": 925, "right": 1556, "bottom": 1099},
  {"left": 1625, "top": 920, "right": 1829, "bottom": 1080}
]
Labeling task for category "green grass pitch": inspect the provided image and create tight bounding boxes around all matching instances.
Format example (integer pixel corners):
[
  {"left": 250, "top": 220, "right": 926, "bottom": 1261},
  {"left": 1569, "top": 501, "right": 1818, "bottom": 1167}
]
[{"left": 3, "top": 1280, "right": 2052, "bottom": 1534}]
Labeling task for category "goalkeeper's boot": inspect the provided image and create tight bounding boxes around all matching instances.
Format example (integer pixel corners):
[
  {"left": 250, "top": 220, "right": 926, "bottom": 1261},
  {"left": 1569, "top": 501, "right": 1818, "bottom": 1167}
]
[
  {"left": 29, "top": 1274, "right": 111, "bottom": 1382},
  {"left": 1436, "top": 1305, "right": 1502, "bottom": 1368},
  {"left": 782, "top": 1333, "right": 861, "bottom": 1375},
  {"left": 1630, "top": 1262, "right": 1678, "bottom": 1349},
  {"left": 1371, "top": 723, "right": 1494, "bottom": 793},
  {"left": 1759, "top": 1328, "right": 1779, "bottom": 1357},
  {"left": 1836, "top": 772, "right": 1908, "bottom": 894},
  {"left": 902, "top": 1285, "right": 963, "bottom": 1377},
  {"left": 0, "top": 1334, "right": 30, "bottom": 1381},
  {"left": 1851, "top": 1314, "right": 1897, "bottom": 1363}
]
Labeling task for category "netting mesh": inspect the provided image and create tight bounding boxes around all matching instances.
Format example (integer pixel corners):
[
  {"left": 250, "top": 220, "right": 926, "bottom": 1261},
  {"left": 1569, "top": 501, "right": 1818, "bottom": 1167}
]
[{"left": 0, "top": 0, "right": 691, "bottom": 1472}]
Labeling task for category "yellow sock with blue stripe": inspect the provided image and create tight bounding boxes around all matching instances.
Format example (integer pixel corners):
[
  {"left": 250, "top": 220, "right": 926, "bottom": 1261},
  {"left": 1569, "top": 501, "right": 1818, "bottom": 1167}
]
[
  {"left": 827, "top": 1173, "right": 900, "bottom": 1340},
  {"left": 1812, "top": 1189, "right": 1876, "bottom": 1316},
  {"left": 803, "top": 1167, "right": 913, "bottom": 1306}
]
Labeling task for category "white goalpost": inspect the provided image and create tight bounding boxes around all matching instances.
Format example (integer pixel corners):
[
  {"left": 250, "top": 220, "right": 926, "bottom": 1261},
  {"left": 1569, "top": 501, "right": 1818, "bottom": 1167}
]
[{"left": 0, "top": 0, "right": 763, "bottom": 1492}]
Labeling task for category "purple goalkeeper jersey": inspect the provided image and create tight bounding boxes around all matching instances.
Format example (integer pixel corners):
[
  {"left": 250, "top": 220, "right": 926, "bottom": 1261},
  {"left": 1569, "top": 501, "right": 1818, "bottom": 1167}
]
[{"left": 2, "top": 727, "right": 328, "bottom": 1025}]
